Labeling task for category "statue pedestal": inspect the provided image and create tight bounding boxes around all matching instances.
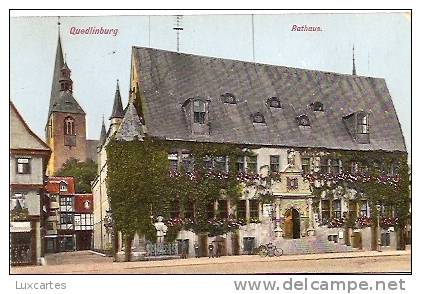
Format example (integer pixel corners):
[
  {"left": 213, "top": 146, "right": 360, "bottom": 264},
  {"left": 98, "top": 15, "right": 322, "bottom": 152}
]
[{"left": 274, "top": 226, "right": 283, "bottom": 238}]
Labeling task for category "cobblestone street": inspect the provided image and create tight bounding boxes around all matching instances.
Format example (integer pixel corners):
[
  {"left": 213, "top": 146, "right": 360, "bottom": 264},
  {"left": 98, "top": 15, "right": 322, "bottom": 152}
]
[{"left": 11, "top": 250, "right": 411, "bottom": 274}]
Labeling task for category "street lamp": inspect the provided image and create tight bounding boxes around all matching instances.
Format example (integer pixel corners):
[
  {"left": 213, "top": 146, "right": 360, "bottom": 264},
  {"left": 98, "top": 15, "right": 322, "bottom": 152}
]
[{"left": 375, "top": 204, "right": 382, "bottom": 252}]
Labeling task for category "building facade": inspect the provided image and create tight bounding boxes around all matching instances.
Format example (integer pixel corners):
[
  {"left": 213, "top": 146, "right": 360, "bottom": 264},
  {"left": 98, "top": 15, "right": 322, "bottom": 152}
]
[
  {"left": 45, "top": 176, "right": 93, "bottom": 253},
  {"left": 93, "top": 47, "right": 408, "bottom": 258},
  {"left": 10, "top": 102, "right": 51, "bottom": 265}
]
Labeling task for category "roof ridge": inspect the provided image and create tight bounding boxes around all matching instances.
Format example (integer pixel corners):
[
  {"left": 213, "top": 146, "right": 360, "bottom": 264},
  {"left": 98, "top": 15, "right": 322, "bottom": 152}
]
[{"left": 133, "top": 46, "right": 383, "bottom": 80}]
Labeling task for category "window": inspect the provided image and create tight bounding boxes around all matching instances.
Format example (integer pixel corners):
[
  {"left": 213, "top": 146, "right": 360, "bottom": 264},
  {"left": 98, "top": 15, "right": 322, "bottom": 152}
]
[
  {"left": 348, "top": 200, "right": 357, "bottom": 219},
  {"left": 193, "top": 100, "right": 206, "bottom": 124},
  {"left": 184, "top": 202, "right": 194, "bottom": 219},
  {"left": 267, "top": 97, "right": 281, "bottom": 108},
  {"left": 297, "top": 114, "right": 310, "bottom": 126},
  {"left": 249, "top": 200, "right": 259, "bottom": 219},
  {"left": 214, "top": 156, "right": 227, "bottom": 172},
  {"left": 59, "top": 182, "right": 68, "bottom": 192},
  {"left": 170, "top": 200, "right": 180, "bottom": 219},
  {"left": 357, "top": 113, "right": 368, "bottom": 134},
  {"left": 330, "top": 159, "right": 342, "bottom": 175},
  {"left": 64, "top": 116, "right": 75, "bottom": 135},
  {"left": 360, "top": 200, "right": 368, "bottom": 217},
  {"left": 333, "top": 199, "right": 342, "bottom": 218},
  {"left": 60, "top": 213, "right": 74, "bottom": 224},
  {"left": 390, "top": 161, "right": 398, "bottom": 176},
  {"left": 181, "top": 154, "right": 193, "bottom": 172},
  {"left": 302, "top": 157, "right": 310, "bottom": 174},
  {"left": 11, "top": 193, "right": 25, "bottom": 211},
  {"left": 251, "top": 112, "right": 265, "bottom": 124},
  {"left": 236, "top": 156, "right": 245, "bottom": 173},
  {"left": 50, "top": 195, "right": 57, "bottom": 202},
  {"left": 168, "top": 153, "right": 178, "bottom": 171},
  {"left": 321, "top": 200, "right": 331, "bottom": 221},
  {"left": 287, "top": 177, "right": 299, "bottom": 190},
  {"left": 237, "top": 200, "right": 246, "bottom": 219},
  {"left": 320, "top": 158, "right": 329, "bottom": 173},
  {"left": 221, "top": 93, "right": 237, "bottom": 104},
  {"left": 270, "top": 155, "right": 280, "bottom": 173},
  {"left": 203, "top": 156, "right": 213, "bottom": 170},
  {"left": 311, "top": 101, "right": 324, "bottom": 112},
  {"left": 218, "top": 200, "right": 228, "bottom": 218},
  {"left": 60, "top": 196, "right": 73, "bottom": 207},
  {"left": 247, "top": 156, "right": 258, "bottom": 174},
  {"left": 206, "top": 201, "right": 215, "bottom": 219},
  {"left": 16, "top": 158, "right": 31, "bottom": 174}
]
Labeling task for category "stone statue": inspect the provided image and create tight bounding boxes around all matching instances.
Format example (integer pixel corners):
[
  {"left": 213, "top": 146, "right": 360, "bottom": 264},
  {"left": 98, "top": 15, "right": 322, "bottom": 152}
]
[
  {"left": 154, "top": 216, "right": 168, "bottom": 243},
  {"left": 287, "top": 149, "right": 296, "bottom": 166}
]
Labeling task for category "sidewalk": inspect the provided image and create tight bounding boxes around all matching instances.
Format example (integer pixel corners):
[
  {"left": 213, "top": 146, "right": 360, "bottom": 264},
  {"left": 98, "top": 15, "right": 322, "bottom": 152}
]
[
  {"left": 11, "top": 249, "right": 410, "bottom": 274},
  {"left": 122, "top": 250, "right": 411, "bottom": 270}
]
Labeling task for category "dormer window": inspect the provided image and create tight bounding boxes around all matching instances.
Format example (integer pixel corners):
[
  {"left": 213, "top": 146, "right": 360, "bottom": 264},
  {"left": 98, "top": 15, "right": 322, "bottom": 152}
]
[
  {"left": 59, "top": 181, "right": 68, "bottom": 192},
  {"left": 342, "top": 111, "right": 369, "bottom": 144},
  {"left": 357, "top": 112, "right": 369, "bottom": 134},
  {"left": 251, "top": 112, "right": 265, "bottom": 124},
  {"left": 311, "top": 101, "right": 324, "bottom": 112},
  {"left": 297, "top": 114, "right": 310, "bottom": 127},
  {"left": 193, "top": 100, "right": 206, "bottom": 124},
  {"left": 221, "top": 93, "right": 237, "bottom": 104},
  {"left": 267, "top": 97, "right": 281, "bottom": 108}
]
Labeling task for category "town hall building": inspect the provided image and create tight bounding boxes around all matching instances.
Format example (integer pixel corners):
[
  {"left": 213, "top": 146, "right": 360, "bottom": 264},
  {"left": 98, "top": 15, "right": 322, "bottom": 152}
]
[{"left": 93, "top": 46, "right": 407, "bottom": 259}]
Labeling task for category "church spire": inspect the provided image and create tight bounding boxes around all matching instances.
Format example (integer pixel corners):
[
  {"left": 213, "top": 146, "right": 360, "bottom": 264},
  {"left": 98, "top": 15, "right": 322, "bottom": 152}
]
[
  {"left": 352, "top": 45, "right": 357, "bottom": 76},
  {"left": 48, "top": 17, "right": 65, "bottom": 116},
  {"left": 109, "top": 79, "right": 124, "bottom": 120}
]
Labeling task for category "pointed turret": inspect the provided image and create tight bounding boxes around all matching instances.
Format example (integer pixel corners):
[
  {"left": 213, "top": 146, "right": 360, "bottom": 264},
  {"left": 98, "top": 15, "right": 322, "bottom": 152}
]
[
  {"left": 99, "top": 116, "right": 107, "bottom": 147},
  {"left": 109, "top": 79, "right": 124, "bottom": 134},
  {"left": 352, "top": 45, "right": 357, "bottom": 76},
  {"left": 110, "top": 80, "right": 124, "bottom": 119}
]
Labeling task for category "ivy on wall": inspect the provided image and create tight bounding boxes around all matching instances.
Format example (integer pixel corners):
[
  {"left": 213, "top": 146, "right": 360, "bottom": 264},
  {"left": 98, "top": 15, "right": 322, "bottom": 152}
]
[
  {"left": 106, "top": 138, "right": 410, "bottom": 249},
  {"left": 106, "top": 138, "right": 250, "bottom": 242}
]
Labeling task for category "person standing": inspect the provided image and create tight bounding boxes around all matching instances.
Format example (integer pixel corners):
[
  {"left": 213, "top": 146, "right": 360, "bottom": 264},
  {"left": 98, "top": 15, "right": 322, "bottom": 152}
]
[
  {"left": 208, "top": 243, "right": 214, "bottom": 258},
  {"left": 194, "top": 242, "right": 200, "bottom": 258}
]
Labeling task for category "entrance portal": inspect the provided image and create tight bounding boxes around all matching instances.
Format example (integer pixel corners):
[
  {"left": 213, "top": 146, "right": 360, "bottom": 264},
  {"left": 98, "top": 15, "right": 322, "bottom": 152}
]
[{"left": 284, "top": 208, "right": 301, "bottom": 239}]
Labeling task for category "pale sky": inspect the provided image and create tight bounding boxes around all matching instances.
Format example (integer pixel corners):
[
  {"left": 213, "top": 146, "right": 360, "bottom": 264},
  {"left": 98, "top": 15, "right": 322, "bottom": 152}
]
[{"left": 10, "top": 13, "right": 411, "bottom": 156}]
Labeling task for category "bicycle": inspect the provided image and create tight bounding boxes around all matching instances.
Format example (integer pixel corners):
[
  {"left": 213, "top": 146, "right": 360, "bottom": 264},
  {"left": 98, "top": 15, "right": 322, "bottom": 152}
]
[{"left": 256, "top": 242, "right": 283, "bottom": 257}]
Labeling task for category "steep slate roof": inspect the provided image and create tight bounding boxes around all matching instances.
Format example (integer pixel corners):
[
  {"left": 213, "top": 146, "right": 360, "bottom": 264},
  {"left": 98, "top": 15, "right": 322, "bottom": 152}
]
[
  {"left": 47, "top": 34, "right": 85, "bottom": 120},
  {"left": 110, "top": 80, "right": 125, "bottom": 119},
  {"left": 132, "top": 47, "right": 406, "bottom": 153}
]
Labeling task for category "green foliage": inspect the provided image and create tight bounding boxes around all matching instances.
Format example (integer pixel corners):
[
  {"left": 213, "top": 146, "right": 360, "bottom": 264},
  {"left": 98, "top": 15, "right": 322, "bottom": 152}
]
[
  {"left": 106, "top": 138, "right": 247, "bottom": 240},
  {"left": 56, "top": 158, "right": 98, "bottom": 193}
]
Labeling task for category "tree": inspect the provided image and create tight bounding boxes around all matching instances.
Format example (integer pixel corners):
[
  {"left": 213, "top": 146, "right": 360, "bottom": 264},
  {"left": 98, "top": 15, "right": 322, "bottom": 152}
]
[{"left": 56, "top": 158, "right": 98, "bottom": 193}]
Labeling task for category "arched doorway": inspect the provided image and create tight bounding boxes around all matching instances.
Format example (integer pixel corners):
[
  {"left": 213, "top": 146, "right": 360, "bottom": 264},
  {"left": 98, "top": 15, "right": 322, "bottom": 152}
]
[{"left": 284, "top": 208, "right": 301, "bottom": 239}]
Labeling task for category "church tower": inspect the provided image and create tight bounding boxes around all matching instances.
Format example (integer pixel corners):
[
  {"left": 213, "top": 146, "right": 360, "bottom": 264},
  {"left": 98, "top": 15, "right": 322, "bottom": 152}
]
[{"left": 45, "top": 24, "right": 87, "bottom": 175}]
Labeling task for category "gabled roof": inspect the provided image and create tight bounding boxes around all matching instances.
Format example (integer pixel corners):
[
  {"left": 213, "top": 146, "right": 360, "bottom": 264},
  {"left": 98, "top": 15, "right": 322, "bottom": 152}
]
[
  {"left": 10, "top": 101, "right": 51, "bottom": 152},
  {"left": 46, "top": 176, "right": 75, "bottom": 194},
  {"left": 132, "top": 47, "right": 406, "bottom": 153},
  {"left": 115, "top": 103, "right": 144, "bottom": 141}
]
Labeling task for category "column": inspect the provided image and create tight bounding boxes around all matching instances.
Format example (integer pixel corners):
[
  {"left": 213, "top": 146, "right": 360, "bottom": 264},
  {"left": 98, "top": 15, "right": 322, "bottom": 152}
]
[
  {"left": 245, "top": 199, "right": 250, "bottom": 223},
  {"left": 274, "top": 198, "right": 282, "bottom": 237},
  {"left": 307, "top": 198, "right": 315, "bottom": 236}
]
